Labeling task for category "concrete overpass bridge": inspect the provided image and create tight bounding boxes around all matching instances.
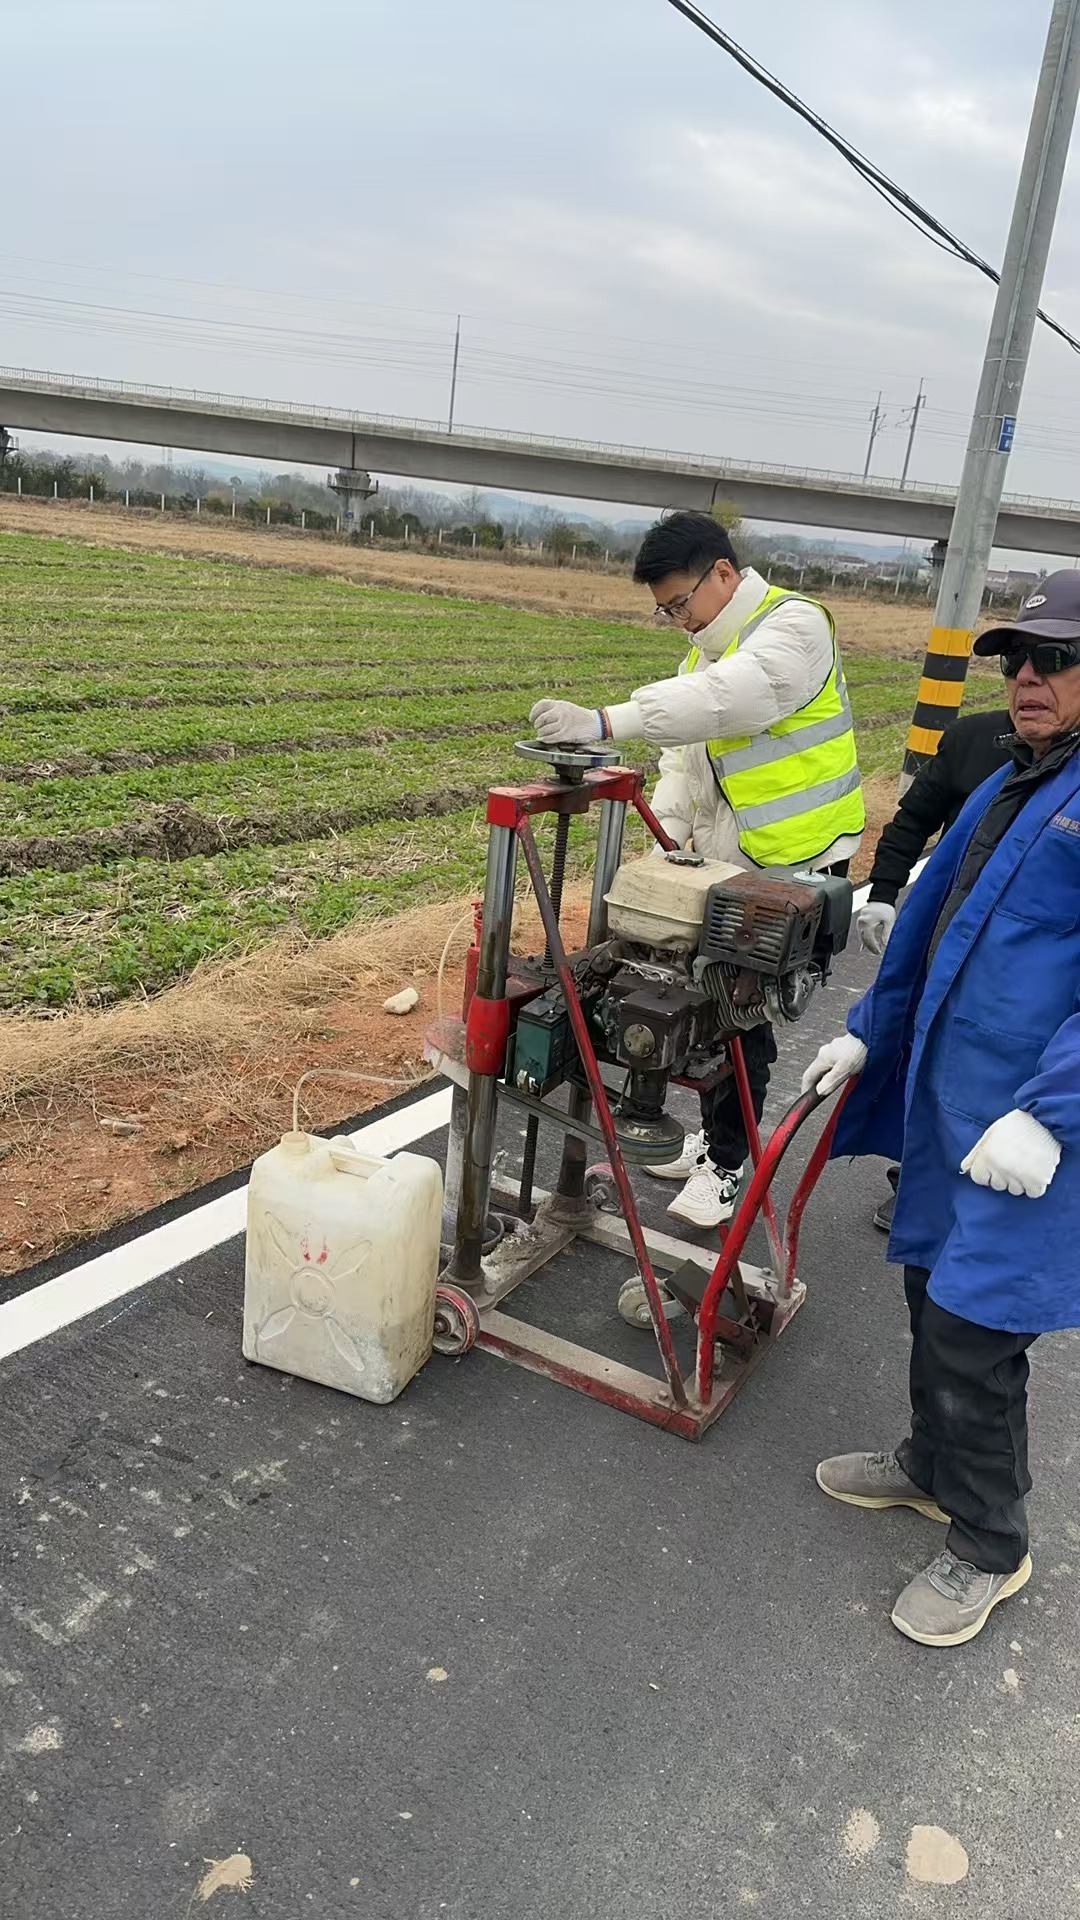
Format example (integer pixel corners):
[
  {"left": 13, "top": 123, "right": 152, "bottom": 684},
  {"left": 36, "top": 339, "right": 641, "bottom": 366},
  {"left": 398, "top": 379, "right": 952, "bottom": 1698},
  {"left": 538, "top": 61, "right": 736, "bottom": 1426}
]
[{"left": 1, "top": 364, "right": 1078, "bottom": 556}]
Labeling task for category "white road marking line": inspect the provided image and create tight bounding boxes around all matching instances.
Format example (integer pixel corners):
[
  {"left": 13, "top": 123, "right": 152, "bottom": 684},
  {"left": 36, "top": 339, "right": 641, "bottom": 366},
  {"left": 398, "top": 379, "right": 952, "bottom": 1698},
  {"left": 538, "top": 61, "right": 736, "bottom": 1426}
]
[
  {"left": 0, "top": 857, "right": 932, "bottom": 1363},
  {"left": 0, "top": 1088, "right": 453, "bottom": 1363}
]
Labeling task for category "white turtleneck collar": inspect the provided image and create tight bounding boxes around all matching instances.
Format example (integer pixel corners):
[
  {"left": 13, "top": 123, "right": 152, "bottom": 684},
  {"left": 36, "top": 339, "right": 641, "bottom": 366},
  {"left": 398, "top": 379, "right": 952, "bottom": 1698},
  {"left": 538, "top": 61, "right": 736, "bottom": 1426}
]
[{"left": 687, "top": 568, "right": 770, "bottom": 661}]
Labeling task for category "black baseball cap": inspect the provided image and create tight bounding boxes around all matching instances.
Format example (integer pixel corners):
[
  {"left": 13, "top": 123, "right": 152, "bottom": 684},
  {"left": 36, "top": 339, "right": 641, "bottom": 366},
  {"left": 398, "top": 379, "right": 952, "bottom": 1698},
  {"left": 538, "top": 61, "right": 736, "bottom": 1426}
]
[{"left": 974, "top": 569, "right": 1080, "bottom": 654}]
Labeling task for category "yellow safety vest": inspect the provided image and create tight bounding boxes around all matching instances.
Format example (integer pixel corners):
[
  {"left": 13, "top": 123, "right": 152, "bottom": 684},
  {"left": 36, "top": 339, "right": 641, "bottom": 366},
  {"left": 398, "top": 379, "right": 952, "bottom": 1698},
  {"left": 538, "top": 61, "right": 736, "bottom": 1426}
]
[{"left": 685, "top": 585, "right": 865, "bottom": 868}]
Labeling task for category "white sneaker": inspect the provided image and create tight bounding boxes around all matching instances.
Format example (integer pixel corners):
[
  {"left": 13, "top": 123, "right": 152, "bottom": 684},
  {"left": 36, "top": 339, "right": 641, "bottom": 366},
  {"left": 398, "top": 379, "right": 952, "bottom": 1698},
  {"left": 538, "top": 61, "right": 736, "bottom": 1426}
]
[
  {"left": 646, "top": 1127, "right": 706, "bottom": 1180},
  {"left": 666, "top": 1159, "right": 742, "bottom": 1230}
]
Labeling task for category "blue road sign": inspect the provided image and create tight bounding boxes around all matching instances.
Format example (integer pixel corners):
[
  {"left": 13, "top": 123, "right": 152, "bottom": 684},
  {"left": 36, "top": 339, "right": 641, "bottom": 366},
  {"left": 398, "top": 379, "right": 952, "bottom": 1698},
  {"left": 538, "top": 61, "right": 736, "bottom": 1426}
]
[{"left": 998, "top": 415, "right": 1017, "bottom": 452}]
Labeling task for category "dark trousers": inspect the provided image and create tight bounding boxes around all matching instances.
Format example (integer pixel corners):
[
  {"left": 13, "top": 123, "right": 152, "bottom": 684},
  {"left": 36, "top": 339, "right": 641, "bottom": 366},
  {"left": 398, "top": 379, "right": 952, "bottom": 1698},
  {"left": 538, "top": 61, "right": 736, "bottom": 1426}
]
[
  {"left": 896, "top": 1265, "right": 1037, "bottom": 1575},
  {"left": 701, "top": 1021, "right": 777, "bottom": 1171}
]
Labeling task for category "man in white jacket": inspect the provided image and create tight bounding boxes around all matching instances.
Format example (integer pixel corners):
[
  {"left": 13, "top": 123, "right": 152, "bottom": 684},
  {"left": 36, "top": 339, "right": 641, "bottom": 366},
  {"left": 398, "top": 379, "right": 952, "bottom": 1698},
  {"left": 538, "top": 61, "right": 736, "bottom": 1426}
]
[{"left": 530, "top": 511, "right": 864, "bottom": 1229}]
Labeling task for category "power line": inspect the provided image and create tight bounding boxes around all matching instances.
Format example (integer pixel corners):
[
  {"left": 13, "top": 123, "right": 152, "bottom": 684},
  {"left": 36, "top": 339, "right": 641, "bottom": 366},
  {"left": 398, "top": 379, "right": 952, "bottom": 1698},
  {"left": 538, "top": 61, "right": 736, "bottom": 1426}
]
[
  {"left": 15, "top": 283, "right": 1080, "bottom": 463},
  {"left": 664, "top": 0, "right": 1080, "bottom": 357},
  {"left": 0, "top": 248, "right": 1012, "bottom": 391},
  {"left": 12, "top": 247, "right": 1080, "bottom": 414}
]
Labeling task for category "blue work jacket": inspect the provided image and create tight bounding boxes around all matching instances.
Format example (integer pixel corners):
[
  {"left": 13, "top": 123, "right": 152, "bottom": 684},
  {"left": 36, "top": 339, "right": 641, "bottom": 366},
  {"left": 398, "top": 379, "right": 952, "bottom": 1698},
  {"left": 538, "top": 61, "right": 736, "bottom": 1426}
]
[{"left": 833, "top": 747, "right": 1080, "bottom": 1333}]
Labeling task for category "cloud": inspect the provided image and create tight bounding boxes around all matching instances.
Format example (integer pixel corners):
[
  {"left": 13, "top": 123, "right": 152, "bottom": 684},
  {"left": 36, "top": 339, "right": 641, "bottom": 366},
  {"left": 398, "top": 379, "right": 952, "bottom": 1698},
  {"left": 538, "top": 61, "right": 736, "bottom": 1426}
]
[
  {"left": 632, "top": 121, "right": 992, "bottom": 351},
  {"left": 860, "top": 84, "right": 1026, "bottom": 164},
  {"left": 441, "top": 199, "right": 633, "bottom": 323},
  {"left": 660, "top": 126, "right": 880, "bottom": 241},
  {"left": 0, "top": 0, "right": 1078, "bottom": 504}
]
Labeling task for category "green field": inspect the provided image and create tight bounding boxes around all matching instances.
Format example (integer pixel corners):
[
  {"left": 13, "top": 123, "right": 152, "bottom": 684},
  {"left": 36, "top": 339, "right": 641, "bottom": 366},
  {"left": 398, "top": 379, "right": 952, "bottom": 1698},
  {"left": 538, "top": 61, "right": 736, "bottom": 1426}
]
[{"left": 0, "top": 531, "right": 1001, "bottom": 1010}]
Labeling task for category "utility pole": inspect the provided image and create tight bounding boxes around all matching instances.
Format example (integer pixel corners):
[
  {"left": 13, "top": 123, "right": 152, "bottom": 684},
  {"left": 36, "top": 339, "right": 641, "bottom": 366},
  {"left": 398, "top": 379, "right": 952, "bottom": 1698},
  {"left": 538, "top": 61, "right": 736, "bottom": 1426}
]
[
  {"left": 902, "top": 0, "right": 1080, "bottom": 786},
  {"left": 862, "top": 391, "right": 883, "bottom": 480},
  {"left": 899, "top": 378, "right": 926, "bottom": 490},
  {"left": 447, "top": 314, "right": 461, "bottom": 434}
]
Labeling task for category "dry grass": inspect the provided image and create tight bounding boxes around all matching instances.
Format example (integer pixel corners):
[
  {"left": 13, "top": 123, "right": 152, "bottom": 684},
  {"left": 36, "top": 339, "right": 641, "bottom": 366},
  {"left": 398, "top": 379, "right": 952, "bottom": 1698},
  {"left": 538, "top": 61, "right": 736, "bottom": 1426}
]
[
  {"left": 0, "top": 750, "right": 901, "bottom": 1115},
  {"left": 0, "top": 886, "right": 585, "bottom": 1108},
  {"left": 859, "top": 768, "right": 902, "bottom": 854},
  {"left": 1, "top": 805, "right": 903, "bottom": 1273},
  {"left": 0, "top": 495, "right": 647, "bottom": 620},
  {"left": 0, "top": 494, "right": 949, "bottom": 648},
  {"left": 0, "top": 773, "right": 904, "bottom": 1114},
  {"left": 0, "top": 878, "right": 594, "bottom": 1272}
]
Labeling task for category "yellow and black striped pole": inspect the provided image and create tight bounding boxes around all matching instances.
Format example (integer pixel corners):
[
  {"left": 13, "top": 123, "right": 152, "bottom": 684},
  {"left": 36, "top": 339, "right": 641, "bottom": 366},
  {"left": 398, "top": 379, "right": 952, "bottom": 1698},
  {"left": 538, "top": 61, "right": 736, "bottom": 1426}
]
[{"left": 902, "top": 620, "right": 973, "bottom": 784}]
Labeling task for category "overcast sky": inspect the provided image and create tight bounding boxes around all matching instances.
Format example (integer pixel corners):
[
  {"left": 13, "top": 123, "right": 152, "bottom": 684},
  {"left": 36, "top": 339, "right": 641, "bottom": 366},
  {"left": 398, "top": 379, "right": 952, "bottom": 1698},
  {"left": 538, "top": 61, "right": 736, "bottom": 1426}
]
[{"left": 3, "top": 0, "right": 1080, "bottom": 519}]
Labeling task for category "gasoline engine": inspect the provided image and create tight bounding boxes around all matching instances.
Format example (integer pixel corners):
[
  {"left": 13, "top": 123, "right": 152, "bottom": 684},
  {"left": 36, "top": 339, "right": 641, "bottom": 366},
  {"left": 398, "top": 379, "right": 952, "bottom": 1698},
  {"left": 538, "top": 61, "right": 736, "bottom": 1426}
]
[{"left": 506, "top": 850, "right": 852, "bottom": 1163}]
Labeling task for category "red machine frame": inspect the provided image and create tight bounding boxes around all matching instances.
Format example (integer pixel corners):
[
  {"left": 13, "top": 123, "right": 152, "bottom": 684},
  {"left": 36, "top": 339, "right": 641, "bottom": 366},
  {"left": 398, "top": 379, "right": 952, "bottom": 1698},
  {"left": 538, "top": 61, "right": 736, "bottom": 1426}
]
[{"left": 429, "top": 758, "right": 853, "bottom": 1441}]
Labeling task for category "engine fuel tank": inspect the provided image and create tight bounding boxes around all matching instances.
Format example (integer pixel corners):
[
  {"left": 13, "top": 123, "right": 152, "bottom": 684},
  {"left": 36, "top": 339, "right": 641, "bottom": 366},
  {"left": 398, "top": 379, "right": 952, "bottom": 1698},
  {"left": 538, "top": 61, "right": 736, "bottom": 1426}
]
[{"left": 604, "top": 853, "right": 743, "bottom": 951}]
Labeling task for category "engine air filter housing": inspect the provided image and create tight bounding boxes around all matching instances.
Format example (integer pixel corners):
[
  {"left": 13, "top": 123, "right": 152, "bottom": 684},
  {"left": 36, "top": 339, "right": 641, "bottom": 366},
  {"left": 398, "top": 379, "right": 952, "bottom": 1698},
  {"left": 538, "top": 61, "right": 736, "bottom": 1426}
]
[{"left": 698, "top": 870, "right": 824, "bottom": 978}]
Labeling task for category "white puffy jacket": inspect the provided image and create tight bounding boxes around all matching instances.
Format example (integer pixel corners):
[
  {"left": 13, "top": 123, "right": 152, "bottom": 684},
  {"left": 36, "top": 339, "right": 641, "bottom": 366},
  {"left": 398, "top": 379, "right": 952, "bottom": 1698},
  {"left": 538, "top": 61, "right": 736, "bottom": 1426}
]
[{"left": 606, "top": 568, "right": 863, "bottom": 871}]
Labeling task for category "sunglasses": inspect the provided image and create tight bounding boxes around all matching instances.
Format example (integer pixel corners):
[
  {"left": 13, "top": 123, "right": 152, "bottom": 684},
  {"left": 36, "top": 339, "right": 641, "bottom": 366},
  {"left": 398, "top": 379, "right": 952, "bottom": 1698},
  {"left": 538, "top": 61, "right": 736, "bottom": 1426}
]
[{"left": 1000, "top": 641, "right": 1080, "bottom": 678}]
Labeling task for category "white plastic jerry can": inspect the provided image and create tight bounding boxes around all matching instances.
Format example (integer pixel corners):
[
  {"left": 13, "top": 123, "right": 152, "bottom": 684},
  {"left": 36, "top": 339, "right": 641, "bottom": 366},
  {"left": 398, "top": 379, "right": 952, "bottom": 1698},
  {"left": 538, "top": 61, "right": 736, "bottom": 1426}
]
[{"left": 243, "top": 1131, "right": 444, "bottom": 1404}]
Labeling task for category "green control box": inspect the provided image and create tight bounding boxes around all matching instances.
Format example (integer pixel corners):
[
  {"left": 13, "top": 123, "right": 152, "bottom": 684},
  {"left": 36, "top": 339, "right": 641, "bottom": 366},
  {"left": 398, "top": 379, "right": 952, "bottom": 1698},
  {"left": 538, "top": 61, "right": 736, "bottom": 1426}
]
[{"left": 508, "top": 988, "right": 576, "bottom": 1096}]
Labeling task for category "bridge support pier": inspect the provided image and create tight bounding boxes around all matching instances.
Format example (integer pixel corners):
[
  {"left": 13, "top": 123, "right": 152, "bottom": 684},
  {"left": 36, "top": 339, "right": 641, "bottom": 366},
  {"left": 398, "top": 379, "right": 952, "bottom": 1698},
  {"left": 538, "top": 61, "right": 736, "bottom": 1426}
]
[
  {"left": 328, "top": 467, "right": 379, "bottom": 534},
  {"left": 929, "top": 538, "right": 948, "bottom": 590}
]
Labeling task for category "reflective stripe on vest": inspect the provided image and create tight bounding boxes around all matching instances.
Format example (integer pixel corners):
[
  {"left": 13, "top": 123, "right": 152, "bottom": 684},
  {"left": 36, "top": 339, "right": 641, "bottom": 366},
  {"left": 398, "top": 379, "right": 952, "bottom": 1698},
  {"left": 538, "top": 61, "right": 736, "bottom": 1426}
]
[{"left": 685, "top": 585, "right": 865, "bottom": 867}]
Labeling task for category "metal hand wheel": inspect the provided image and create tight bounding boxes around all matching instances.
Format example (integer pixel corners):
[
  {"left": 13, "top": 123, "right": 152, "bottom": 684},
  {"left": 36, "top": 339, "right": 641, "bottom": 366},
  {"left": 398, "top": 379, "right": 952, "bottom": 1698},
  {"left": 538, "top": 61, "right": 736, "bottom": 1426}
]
[{"left": 514, "top": 740, "right": 623, "bottom": 777}]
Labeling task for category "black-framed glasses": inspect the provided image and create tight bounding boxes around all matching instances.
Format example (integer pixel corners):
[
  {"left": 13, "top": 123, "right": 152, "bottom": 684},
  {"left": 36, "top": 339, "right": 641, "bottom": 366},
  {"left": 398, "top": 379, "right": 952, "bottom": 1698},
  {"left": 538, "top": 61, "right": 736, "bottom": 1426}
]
[
  {"left": 1000, "top": 640, "right": 1080, "bottom": 678},
  {"left": 653, "top": 563, "right": 716, "bottom": 627}
]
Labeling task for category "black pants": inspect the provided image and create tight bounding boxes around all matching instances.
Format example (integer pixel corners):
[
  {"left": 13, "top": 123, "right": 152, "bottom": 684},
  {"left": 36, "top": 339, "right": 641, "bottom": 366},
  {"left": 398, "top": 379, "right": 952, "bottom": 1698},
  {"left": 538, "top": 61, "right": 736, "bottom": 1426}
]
[
  {"left": 702, "top": 1021, "right": 777, "bottom": 1171},
  {"left": 896, "top": 1265, "right": 1038, "bottom": 1575},
  {"left": 701, "top": 858, "right": 850, "bottom": 1173}
]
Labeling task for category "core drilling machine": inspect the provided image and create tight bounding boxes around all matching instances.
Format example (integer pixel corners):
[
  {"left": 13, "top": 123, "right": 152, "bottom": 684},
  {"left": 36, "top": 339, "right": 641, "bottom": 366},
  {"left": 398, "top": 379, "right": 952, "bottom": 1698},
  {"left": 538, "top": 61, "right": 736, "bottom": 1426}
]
[{"left": 425, "top": 741, "right": 856, "bottom": 1439}]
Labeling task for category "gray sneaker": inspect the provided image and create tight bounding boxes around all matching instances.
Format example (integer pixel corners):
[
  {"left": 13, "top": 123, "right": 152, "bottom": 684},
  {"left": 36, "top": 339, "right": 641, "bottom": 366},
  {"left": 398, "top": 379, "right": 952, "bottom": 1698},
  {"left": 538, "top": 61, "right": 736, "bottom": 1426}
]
[
  {"left": 872, "top": 1189, "right": 895, "bottom": 1233},
  {"left": 815, "top": 1450, "right": 949, "bottom": 1523},
  {"left": 892, "top": 1549, "right": 1033, "bottom": 1647}
]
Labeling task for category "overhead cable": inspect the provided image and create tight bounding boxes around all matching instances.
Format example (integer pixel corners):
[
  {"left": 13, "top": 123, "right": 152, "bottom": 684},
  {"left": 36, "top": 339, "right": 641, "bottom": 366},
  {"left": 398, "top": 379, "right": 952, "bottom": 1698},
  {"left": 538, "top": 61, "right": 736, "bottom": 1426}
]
[{"left": 664, "top": 0, "right": 1080, "bottom": 357}]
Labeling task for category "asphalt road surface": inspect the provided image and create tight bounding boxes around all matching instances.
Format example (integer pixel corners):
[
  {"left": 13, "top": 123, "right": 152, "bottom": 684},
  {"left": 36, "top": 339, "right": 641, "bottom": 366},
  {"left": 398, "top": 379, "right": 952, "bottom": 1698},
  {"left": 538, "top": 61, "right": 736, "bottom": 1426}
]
[{"left": 2, "top": 937, "right": 1078, "bottom": 1919}]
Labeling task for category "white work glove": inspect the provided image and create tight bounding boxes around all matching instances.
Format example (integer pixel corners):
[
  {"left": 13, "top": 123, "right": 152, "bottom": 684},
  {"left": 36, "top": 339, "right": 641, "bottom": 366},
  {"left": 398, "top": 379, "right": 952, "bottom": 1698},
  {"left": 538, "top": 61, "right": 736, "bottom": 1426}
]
[
  {"left": 857, "top": 901, "right": 896, "bottom": 956},
  {"left": 529, "top": 699, "right": 601, "bottom": 745},
  {"left": 801, "top": 1033, "right": 868, "bottom": 1097},
  {"left": 960, "top": 1109, "right": 1061, "bottom": 1199}
]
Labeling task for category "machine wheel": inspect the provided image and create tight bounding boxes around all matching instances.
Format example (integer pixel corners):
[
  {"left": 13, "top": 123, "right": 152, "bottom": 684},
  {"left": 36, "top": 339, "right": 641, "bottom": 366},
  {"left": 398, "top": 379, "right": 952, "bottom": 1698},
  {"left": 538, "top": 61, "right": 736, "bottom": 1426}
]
[
  {"left": 617, "top": 1274, "right": 684, "bottom": 1330},
  {"left": 432, "top": 1284, "right": 481, "bottom": 1356},
  {"left": 585, "top": 1162, "right": 621, "bottom": 1214}
]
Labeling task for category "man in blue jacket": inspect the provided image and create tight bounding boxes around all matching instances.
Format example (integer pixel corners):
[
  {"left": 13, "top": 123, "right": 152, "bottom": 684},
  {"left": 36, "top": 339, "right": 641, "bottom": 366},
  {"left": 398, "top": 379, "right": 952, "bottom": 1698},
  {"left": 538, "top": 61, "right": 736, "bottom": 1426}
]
[{"left": 802, "top": 571, "right": 1080, "bottom": 1648}]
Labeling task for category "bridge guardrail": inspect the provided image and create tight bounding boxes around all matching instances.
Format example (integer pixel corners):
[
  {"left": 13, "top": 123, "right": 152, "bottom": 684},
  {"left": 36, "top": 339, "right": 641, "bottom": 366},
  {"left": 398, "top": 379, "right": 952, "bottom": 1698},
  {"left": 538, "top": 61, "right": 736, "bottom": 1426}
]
[{"left": 0, "top": 364, "right": 1076, "bottom": 518}]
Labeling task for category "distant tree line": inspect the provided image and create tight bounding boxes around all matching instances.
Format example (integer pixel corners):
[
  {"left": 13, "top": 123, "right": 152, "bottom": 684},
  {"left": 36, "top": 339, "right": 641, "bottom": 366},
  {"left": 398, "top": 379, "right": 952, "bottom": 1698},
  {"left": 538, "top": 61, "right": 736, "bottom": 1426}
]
[
  {"left": 366, "top": 483, "right": 644, "bottom": 564},
  {"left": 0, "top": 445, "right": 653, "bottom": 564},
  {"left": 0, "top": 446, "right": 343, "bottom": 528},
  {"left": 10, "top": 449, "right": 932, "bottom": 586}
]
